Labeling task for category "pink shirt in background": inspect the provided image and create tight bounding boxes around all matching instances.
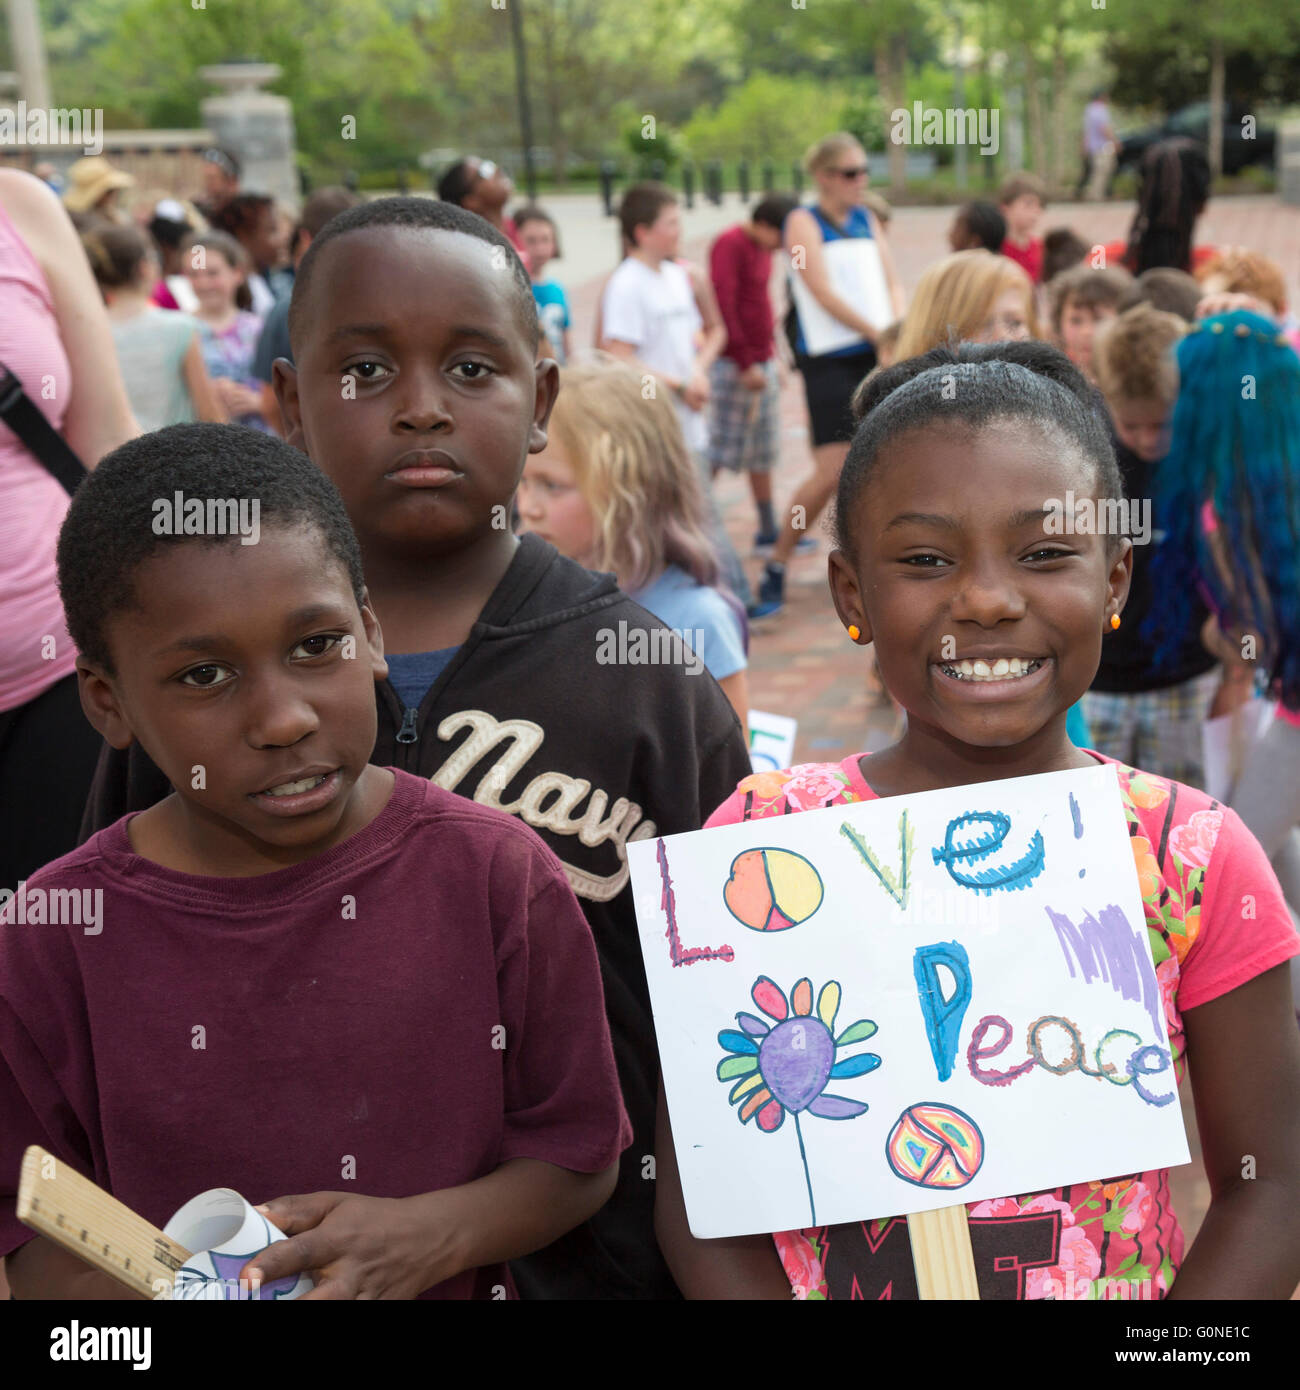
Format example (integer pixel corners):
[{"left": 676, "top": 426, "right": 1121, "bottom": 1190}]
[{"left": 0, "top": 195, "right": 77, "bottom": 712}]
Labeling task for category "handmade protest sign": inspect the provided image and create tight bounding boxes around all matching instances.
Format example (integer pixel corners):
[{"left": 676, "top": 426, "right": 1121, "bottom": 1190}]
[{"left": 629, "top": 763, "right": 1190, "bottom": 1240}]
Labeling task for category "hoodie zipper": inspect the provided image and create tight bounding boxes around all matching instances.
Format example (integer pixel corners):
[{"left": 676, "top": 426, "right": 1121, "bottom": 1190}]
[{"left": 396, "top": 706, "right": 420, "bottom": 745}]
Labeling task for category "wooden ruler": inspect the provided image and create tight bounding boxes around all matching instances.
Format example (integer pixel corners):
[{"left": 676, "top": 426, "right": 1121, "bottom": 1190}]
[
  {"left": 909, "top": 1204, "right": 980, "bottom": 1299},
  {"left": 16, "top": 1145, "right": 191, "bottom": 1298}
]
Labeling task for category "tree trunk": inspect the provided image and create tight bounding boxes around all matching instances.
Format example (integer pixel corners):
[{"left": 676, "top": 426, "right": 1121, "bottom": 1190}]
[
  {"left": 1208, "top": 33, "right": 1225, "bottom": 179},
  {"left": 876, "top": 36, "right": 907, "bottom": 197},
  {"left": 1050, "top": 26, "right": 1067, "bottom": 195},
  {"left": 1022, "top": 42, "right": 1045, "bottom": 178},
  {"left": 538, "top": 3, "right": 566, "bottom": 187}
]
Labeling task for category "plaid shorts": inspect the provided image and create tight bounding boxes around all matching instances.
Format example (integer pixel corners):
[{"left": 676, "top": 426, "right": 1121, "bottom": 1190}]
[
  {"left": 707, "top": 358, "right": 780, "bottom": 474},
  {"left": 1082, "top": 667, "right": 1220, "bottom": 789}
]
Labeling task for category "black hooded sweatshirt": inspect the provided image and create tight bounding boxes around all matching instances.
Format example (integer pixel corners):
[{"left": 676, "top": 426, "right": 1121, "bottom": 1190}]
[{"left": 80, "top": 534, "right": 753, "bottom": 1299}]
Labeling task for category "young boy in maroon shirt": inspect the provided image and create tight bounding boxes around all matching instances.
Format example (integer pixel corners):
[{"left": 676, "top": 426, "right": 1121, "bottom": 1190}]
[
  {"left": 0, "top": 424, "right": 629, "bottom": 1300},
  {"left": 707, "top": 195, "right": 798, "bottom": 548}
]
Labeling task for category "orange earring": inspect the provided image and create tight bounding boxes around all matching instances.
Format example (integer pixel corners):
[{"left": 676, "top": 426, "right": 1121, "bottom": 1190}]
[
  {"left": 848, "top": 625, "right": 861, "bottom": 642},
  {"left": 1110, "top": 614, "right": 1121, "bottom": 630}
]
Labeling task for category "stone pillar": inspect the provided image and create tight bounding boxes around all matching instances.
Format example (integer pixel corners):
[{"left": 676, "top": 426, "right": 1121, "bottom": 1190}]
[
  {"left": 1279, "top": 120, "right": 1300, "bottom": 208},
  {"left": 199, "top": 62, "right": 298, "bottom": 208},
  {"left": 5, "top": 0, "right": 51, "bottom": 109}
]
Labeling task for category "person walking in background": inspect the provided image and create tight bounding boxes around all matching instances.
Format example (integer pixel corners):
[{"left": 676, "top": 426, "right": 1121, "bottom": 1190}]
[
  {"left": 707, "top": 194, "right": 798, "bottom": 549},
  {"left": 515, "top": 205, "right": 572, "bottom": 364},
  {"left": 1078, "top": 89, "right": 1117, "bottom": 201},
  {"left": 753, "top": 132, "right": 905, "bottom": 617},
  {"left": 0, "top": 168, "right": 138, "bottom": 890},
  {"left": 83, "top": 223, "right": 226, "bottom": 430}
]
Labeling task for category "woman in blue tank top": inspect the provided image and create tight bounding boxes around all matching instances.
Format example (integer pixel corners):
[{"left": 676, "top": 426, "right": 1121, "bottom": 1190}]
[{"left": 753, "top": 132, "right": 905, "bottom": 616}]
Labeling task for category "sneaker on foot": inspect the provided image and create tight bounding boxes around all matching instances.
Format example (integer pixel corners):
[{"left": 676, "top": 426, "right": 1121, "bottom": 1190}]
[
  {"left": 747, "top": 563, "right": 786, "bottom": 618},
  {"left": 753, "top": 528, "right": 779, "bottom": 553}
]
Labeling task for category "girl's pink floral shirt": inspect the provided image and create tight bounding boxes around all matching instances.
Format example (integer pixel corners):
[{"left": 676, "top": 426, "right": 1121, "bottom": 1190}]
[{"left": 706, "top": 751, "right": 1299, "bottom": 1299}]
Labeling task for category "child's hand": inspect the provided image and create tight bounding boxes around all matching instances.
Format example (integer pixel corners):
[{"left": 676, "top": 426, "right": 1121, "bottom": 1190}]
[{"left": 241, "top": 1191, "right": 458, "bottom": 1300}]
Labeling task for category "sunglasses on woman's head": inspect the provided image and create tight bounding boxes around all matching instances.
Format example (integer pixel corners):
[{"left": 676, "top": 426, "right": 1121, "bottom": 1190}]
[{"left": 476, "top": 159, "right": 498, "bottom": 183}]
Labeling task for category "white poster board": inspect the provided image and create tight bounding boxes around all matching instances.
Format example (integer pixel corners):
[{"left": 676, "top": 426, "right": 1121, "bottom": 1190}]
[
  {"left": 748, "top": 710, "right": 797, "bottom": 774},
  {"left": 629, "top": 764, "right": 1189, "bottom": 1239},
  {"left": 789, "top": 236, "right": 893, "bottom": 357}
]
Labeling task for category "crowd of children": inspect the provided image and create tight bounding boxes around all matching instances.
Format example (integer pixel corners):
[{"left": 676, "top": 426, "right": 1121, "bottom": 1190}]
[{"left": 2, "top": 123, "right": 1300, "bottom": 1303}]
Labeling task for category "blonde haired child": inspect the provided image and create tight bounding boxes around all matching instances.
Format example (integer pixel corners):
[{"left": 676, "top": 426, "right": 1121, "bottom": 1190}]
[
  {"left": 894, "top": 250, "right": 1039, "bottom": 361},
  {"left": 517, "top": 354, "right": 749, "bottom": 727}
]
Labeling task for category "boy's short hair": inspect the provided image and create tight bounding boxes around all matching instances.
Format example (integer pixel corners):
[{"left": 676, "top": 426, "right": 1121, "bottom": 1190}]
[
  {"left": 998, "top": 172, "right": 1047, "bottom": 206},
  {"left": 1092, "top": 303, "right": 1186, "bottom": 407},
  {"left": 617, "top": 182, "right": 677, "bottom": 249},
  {"left": 56, "top": 424, "right": 366, "bottom": 674},
  {"left": 1118, "top": 267, "right": 1203, "bottom": 324},
  {"left": 1048, "top": 265, "right": 1134, "bottom": 333},
  {"left": 1195, "top": 247, "right": 1287, "bottom": 314},
  {"left": 954, "top": 200, "right": 1007, "bottom": 253},
  {"left": 752, "top": 193, "right": 799, "bottom": 231},
  {"left": 513, "top": 202, "right": 561, "bottom": 258},
  {"left": 289, "top": 196, "right": 538, "bottom": 352},
  {"left": 1041, "top": 227, "right": 1090, "bottom": 283}
]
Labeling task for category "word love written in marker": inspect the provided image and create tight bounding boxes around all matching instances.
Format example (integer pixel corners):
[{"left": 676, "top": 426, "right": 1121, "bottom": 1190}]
[{"left": 656, "top": 837, "right": 734, "bottom": 967}]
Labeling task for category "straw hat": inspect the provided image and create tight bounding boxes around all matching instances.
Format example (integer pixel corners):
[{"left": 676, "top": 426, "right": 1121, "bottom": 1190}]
[{"left": 62, "top": 156, "right": 134, "bottom": 214}]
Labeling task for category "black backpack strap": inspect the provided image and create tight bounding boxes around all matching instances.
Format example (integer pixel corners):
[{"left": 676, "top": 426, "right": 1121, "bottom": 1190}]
[{"left": 0, "top": 362, "right": 88, "bottom": 495}]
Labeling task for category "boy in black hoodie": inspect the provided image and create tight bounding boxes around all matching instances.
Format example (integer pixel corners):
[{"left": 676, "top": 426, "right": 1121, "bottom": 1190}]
[{"left": 79, "top": 198, "right": 752, "bottom": 1299}]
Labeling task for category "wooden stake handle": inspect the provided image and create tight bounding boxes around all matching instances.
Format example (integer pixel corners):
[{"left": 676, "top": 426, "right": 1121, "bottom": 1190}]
[
  {"left": 16, "top": 1145, "right": 192, "bottom": 1299},
  {"left": 909, "top": 1204, "right": 980, "bottom": 1299}
]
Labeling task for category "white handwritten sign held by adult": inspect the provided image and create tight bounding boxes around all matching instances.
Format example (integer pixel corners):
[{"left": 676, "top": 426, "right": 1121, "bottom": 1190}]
[{"left": 628, "top": 764, "right": 1190, "bottom": 1240}]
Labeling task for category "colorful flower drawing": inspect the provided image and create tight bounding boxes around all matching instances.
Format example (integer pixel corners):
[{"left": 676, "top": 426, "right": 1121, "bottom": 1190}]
[{"left": 717, "top": 975, "right": 880, "bottom": 1224}]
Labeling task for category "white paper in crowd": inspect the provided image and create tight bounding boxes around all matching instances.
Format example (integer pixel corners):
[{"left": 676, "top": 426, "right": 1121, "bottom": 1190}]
[
  {"left": 164, "top": 1188, "right": 313, "bottom": 1300},
  {"left": 748, "top": 709, "right": 798, "bottom": 774},
  {"left": 1201, "top": 698, "right": 1275, "bottom": 803},
  {"left": 788, "top": 237, "right": 893, "bottom": 357},
  {"left": 628, "top": 764, "right": 1189, "bottom": 1239}
]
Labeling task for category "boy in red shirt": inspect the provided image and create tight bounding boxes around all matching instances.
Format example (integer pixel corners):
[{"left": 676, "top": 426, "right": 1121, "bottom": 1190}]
[
  {"left": 0, "top": 425, "right": 629, "bottom": 1299},
  {"left": 707, "top": 196, "right": 799, "bottom": 548},
  {"left": 998, "top": 173, "right": 1046, "bottom": 285}
]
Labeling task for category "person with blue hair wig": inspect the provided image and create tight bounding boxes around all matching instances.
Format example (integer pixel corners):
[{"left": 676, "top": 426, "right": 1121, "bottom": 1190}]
[{"left": 1147, "top": 309, "right": 1300, "bottom": 990}]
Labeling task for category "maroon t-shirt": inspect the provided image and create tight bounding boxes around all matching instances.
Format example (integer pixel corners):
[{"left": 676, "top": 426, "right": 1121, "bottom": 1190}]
[
  {"left": 0, "top": 770, "right": 630, "bottom": 1298},
  {"left": 710, "top": 223, "right": 775, "bottom": 369}
]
